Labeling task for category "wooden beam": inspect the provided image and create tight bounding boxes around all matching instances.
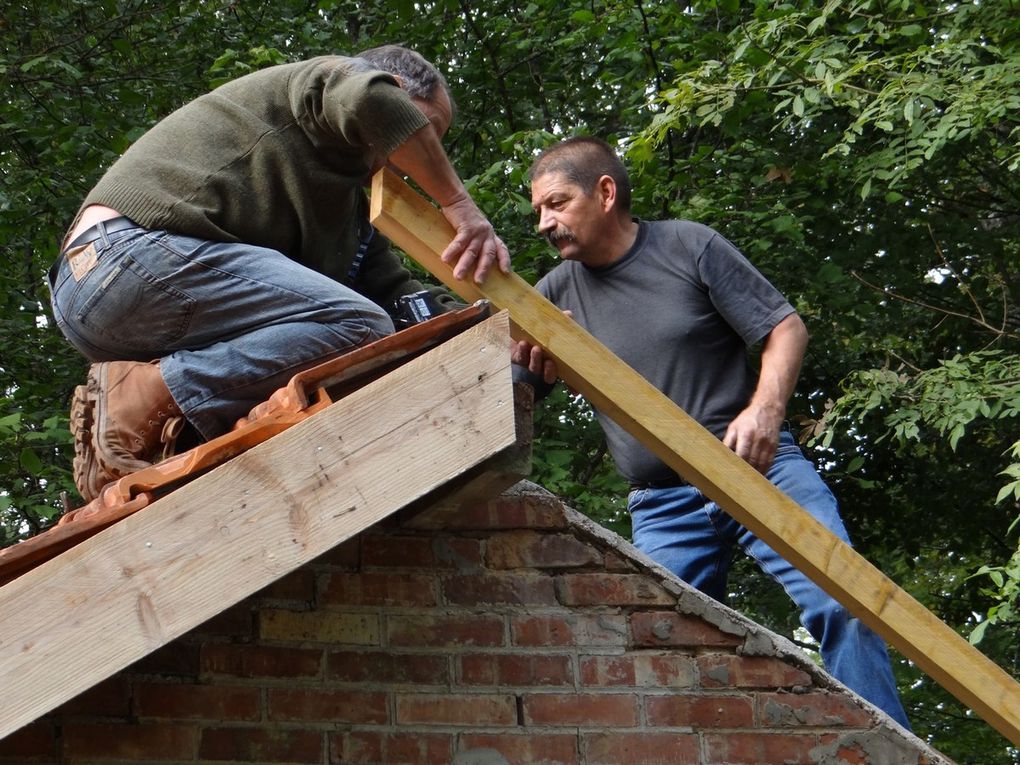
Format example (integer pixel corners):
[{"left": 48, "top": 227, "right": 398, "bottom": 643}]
[
  {"left": 0, "top": 312, "right": 517, "bottom": 740},
  {"left": 371, "top": 168, "right": 1020, "bottom": 745}
]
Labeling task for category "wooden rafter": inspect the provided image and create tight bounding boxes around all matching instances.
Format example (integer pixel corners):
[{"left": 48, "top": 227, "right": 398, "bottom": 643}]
[
  {"left": 0, "top": 313, "right": 518, "bottom": 740},
  {"left": 371, "top": 168, "right": 1020, "bottom": 746}
]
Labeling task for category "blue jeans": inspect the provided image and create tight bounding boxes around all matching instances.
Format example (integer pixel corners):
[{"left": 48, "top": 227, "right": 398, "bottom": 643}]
[
  {"left": 49, "top": 225, "right": 394, "bottom": 439},
  {"left": 629, "top": 432, "right": 911, "bottom": 729}
]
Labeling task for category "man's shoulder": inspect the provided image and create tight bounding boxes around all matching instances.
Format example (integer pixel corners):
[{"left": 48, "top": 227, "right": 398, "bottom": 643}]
[
  {"left": 636, "top": 218, "right": 725, "bottom": 262},
  {"left": 213, "top": 56, "right": 364, "bottom": 93},
  {"left": 645, "top": 218, "right": 721, "bottom": 241}
]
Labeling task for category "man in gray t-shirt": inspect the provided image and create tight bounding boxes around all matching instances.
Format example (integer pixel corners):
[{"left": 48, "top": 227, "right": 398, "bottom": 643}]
[{"left": 513, "top": 137, "right": 910, "bottom": 729}]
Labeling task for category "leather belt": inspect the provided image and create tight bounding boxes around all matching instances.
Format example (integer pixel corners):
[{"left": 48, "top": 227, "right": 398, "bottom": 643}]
[
  {"left": 63, "top": 216, "right": 141, "bottom": 254},
  {"left": 629, "top": 475, "right": 689, "bottom": 491}
]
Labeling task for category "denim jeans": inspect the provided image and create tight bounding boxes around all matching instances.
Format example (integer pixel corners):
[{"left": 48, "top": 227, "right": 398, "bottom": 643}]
[
  {"left": 49, "top": 225, "right": 394, "bottom": 439},
  {"left": 629, "top": 432, "right": 911, "bottom": 729}
]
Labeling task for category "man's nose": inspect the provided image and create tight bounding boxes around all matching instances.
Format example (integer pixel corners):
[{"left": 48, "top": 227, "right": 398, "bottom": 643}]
[{"left": 537, "top": 209, "right": 555, "bottom": 234}]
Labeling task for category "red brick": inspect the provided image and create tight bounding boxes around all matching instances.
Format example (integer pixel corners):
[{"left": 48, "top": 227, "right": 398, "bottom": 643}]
[
  {"left": 362, "top": 535, "right": 436, "bottom": 567},
  {"left": 580, "top": 654, "right": 636, "bottom": 686},
  {"left": 200, "top": 727, "right": 322, "bottom": 763},
  {"left": 396, "top": 693, "right": 517, "bottom": 726},
  {"left": 829, "top": 740, "right": 870, "bottom": 765},
  {"left": 201, "top": 643, "right": 322, "bottom": 678},
  {"left": 192, "top": 601, "right": 253, "bottom": 638},
  {"left": 135, "top": 682, "right": 260, "bottom": 721},
  {"left": 698, "top": 654, "right": 813, "bottom": 689},
  {"left": 523, "top": 693, "right": 639, "bottom": 727},
  {"left": 0, "top": 722, "right": 55, "bottom": 760},
  {"left": 327, "top": 650, "right": 449, "bottom": 684},
  {"left": 310, "top": 536, "right": 360, "bottom": 567},
  {"left": 646, "top": 694, "right": 755, "bottom": 728},
  {"left": 461, "top": 733, "right": 579, "bottom": 764},
  {"left": 333, "top": 732, "right": 453, "bottom": 765},
  {"left": 362, "top": 534, "right": 483, "bottom": 568},
  {"left": 582, "top": 732, "right": 699, "bottom": 764},
  {"left": 631, "top": 611, "right": 743, "bottom": 648},
  {"left": 757, "top": 691, "right": 874, "bottom": 727},
  {"left": 420, "top": 495, "right": 567, "bottom": 531},
  {"left": 434, "top": 537, "right": 486, "bottom": 567},
  {"left": 580, "top": 653, "right": 696, "bottom": 688},
  {"left": 460, "top": 653, "right": 573, "bottom": 686},
  {"left": 442, "top": 572, "right": 557, "bottom": 605},
  {"left": 52, "top": 675, "right": 130, "bottom": 716},
  {"left": 512, "top": 614, "right": 629, "bottom": 647},
  {"left": 557, "top": 573, "right": 674, "bottom": 606},
  {"left": 486, "top": 530, "right": 601, "bottom": 569},
  {"left": 320, "top": 571, "right": 438, "bottom": 606},
  {"left": 62, "top": 723, "right": 196, "bottom": 760},
  {"left": 127, "top": 641, "right": 201, "bottom": 677},
  {"left": 704, "top": 732, "right": 821, "bottom": 764},
  {"left": 259, "top": 608, "right": 379, "bottom": 644},
  {"left": 269, "top": 688, "right": 388, "bottom": 723},
  {"left": 255, "top": 568, "right": 315, "bottom": 600},
  {"left": 604, "top": 550, "right": 636, "bottom": 572},
  {"left": 387, "top": 614, "right": 504, "bottom": 647}
]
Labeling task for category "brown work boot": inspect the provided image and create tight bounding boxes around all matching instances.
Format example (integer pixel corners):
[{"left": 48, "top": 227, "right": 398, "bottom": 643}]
[{"left": 71, "top": 361, "right": 183, "bottom": 502}]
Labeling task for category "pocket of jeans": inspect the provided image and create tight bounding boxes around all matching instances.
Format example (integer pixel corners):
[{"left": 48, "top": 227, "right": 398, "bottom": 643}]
[{"left": 76, "top": 255, "right": 196, "bottom": 348}]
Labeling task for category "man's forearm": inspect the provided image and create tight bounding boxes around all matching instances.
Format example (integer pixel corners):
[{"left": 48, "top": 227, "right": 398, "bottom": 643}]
[
  {"left": 388, "top": 124, "right": 467, "bottom": 209},
  {"left": 750, "top": 312, "right": 809, "bottom": 422}
]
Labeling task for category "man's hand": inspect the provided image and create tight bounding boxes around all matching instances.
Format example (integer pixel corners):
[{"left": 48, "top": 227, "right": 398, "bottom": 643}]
[
  {"left": 723, "top": 406, "right": 783, "bottom": 474},
  {"left": 510, "top": 310, "right": 572, "bottom": 385},
  {"left": 439, "top": 196, "right": 511, "bottom": 283},
  {"left": 511, "top": 339, "right": 559, "bottom": 384},
  {"left": 724, "top": 312, "right": 808, "bottom": 473}
]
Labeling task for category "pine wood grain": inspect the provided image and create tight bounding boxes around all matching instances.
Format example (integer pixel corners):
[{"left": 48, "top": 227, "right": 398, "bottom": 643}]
[{"left": 0, "top": 312, "right": 517, "bottom": 740}]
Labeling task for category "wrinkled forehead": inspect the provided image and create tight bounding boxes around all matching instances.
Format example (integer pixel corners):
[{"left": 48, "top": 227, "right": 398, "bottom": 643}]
[{"left": 531, "top": 171, "right": 584, "bottom": 209}]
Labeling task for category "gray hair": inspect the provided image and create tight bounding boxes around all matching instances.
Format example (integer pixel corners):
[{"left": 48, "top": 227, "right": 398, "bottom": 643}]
[
  {"left": 529, "top": 136, "right": 632, "bottom": 214},
  {"left": 357, "top": 44, "right": 453, "bottom": 107}
]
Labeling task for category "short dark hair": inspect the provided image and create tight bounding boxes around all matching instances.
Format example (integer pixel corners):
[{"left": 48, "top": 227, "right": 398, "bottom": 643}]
[
  {"left": 528, "top": 137, "right": 632, "bottom": 213},
  {"left": 358, "top": 44, "right": 453, "bottom": 109}
]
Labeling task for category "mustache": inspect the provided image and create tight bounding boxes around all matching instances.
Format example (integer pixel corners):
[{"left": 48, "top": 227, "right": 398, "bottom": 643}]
[{"left": 546, "top": 226, "right": 578, "bottom": 246}]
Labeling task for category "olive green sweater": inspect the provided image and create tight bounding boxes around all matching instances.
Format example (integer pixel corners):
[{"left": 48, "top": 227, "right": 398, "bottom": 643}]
[{"left": 77, "top": 56, "right": 448, "bottom": 308}]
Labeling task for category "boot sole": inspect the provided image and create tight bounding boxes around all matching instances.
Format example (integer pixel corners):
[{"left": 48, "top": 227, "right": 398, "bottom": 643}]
[{"left": 70, "top": 382, "right": 103, "bottom": 503}]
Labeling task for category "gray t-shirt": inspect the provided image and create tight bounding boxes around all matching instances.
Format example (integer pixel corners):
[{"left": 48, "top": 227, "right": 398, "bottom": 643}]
[{"left": 536, "top": 219, "right": 795, "bottom": 484}]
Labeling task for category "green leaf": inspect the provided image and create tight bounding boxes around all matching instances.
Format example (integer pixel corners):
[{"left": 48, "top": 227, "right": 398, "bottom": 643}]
[
  {"left": 969, "top": 619, "right": 989, "bottom": 645},
  {"left": 19, "top": 448, "right": 43, "bottom": 476},
  {"left": 0, "top": 412, "right": 22, "bottom": 435}
]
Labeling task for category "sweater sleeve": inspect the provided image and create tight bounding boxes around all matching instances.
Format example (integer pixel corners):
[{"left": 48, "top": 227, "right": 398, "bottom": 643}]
[{"left": 288, "top": 58, "right": 430, "bottom": 166}]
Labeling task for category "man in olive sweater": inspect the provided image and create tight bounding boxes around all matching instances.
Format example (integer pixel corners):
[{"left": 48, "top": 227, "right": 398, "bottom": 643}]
[{"left": 48, "top": 45, "right": 509, "bottom": 503}]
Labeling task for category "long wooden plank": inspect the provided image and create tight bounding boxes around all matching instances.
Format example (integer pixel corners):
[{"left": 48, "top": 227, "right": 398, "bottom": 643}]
[
  {"left": 371, "top": 169, "right": 1020, "bottom": 745},
  {"left": 0, "top": 312, "right": 516, "bottom": 740}
]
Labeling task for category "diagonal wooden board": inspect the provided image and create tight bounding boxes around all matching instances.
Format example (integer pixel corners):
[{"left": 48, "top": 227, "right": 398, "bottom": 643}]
[
  {"left": 371, "top": 168, "right": 1020, "bottom": 745},
  {"left": 0, "top": 312, "right": 517, "bottom": 741}
]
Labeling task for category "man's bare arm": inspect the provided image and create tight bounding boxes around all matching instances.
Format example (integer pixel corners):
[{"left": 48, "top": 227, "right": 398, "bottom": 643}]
[{"left": 723, "top": 312, "right": 809, "bottom": 473}]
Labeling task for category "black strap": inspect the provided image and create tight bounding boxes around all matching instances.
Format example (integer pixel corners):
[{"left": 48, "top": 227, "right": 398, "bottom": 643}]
[
  {"left": 347, "top": 223, "right": 375, "bottom": 281},
  {"left": 63, "top": 216, "right": 140, "bottom": 253}
]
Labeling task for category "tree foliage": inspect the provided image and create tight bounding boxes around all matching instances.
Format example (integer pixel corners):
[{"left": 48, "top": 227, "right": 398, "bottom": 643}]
[{"left": 1, "top": 1, "right": 1017, "bottom": 760}]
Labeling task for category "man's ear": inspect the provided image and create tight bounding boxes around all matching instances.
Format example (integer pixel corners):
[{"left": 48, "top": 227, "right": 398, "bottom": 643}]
[
  {"left": 390, "top": 74, "right": 405, "bottom": 89},
  {"left": 597, "top": 175, "right": 617, "bottom": 213}
]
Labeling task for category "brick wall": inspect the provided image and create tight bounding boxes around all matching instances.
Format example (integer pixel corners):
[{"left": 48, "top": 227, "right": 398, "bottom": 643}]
[{"left": 1, "top": 482, "right": 951, "bottom": 765}]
